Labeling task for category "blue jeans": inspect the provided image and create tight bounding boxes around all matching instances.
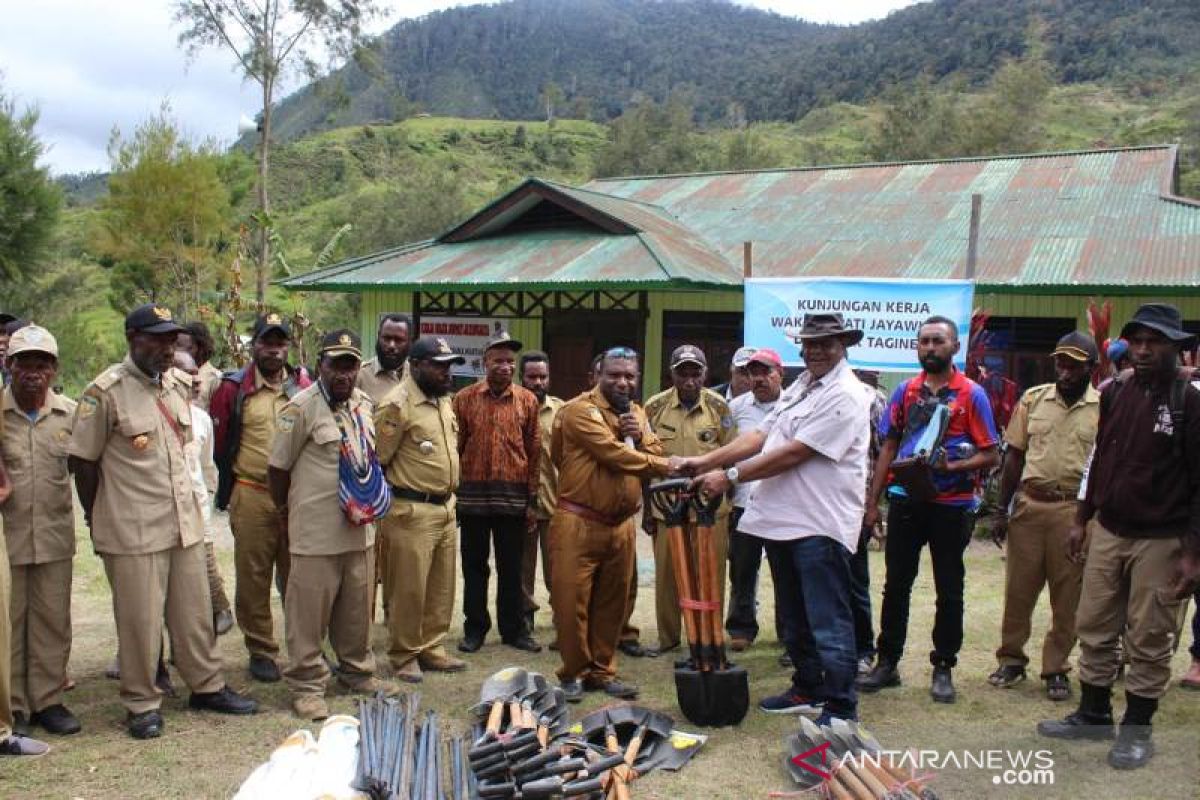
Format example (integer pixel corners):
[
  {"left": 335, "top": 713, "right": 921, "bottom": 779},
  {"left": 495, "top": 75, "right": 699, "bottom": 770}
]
[
  {"left": 765, "top": 535, "right": 858, "bottom": 720},
  {"left": 849, "top": 525, "right": 875, "bottom": 662}
]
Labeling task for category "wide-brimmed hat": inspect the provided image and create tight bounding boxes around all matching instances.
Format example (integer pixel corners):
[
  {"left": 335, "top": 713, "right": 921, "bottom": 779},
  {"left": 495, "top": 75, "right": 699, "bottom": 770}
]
[
  {"left": 1119, "top": 303, "right": 1196, "bottom": 347},
  {"left": 791, "top": 313, "right": 864, "bottom": 347}
]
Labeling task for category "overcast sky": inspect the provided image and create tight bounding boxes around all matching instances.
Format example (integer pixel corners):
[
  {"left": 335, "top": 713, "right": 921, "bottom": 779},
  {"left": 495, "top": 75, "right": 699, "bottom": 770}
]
[{"left": 1, "top": 0, "right": 920, "bottom": 175}]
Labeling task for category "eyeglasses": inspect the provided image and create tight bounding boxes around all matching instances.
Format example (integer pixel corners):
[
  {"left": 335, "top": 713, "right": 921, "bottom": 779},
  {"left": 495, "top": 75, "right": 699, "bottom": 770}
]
[{"left": 604, "top": 346, "right": 638, "bottom": 358}]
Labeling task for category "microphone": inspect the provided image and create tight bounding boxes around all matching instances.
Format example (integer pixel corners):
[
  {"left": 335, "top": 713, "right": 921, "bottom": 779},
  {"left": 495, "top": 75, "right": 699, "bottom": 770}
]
[{"left": 613, "top": 397, "right": 635, "bottom": 449}]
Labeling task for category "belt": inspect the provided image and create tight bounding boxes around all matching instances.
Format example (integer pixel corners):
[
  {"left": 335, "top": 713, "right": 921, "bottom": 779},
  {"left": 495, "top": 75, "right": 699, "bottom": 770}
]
[
  {"left": 1021, "top": 484, "right": 1072, "bottom": 504},
  {"left": 558, "top": 499, "right": 628, "bottom": 527},
  {"left": 235, "top": 477, "right": 270, "bottom": 493},
  {"left": 391, "top": 486, "right": 451, "bottom": 505}
]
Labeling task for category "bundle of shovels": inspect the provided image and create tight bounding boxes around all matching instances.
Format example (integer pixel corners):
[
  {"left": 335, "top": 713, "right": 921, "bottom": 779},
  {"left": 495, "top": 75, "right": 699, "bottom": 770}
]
[
  {"left": 785, "top": 717, "right": 939, "bottom": 800},
  {"left": 356, "top": 692, "right": 473, "bottom": 800},
  {"left": 648, "top": 478, "right": 749, "bottom": 727}
]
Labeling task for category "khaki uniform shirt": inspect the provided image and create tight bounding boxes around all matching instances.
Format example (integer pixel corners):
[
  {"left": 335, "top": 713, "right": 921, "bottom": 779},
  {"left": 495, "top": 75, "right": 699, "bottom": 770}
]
[
  {"left": 375, "top": 373, "right": 459, "bottom": 496},
  {"left": 1, "top": 388, "right": 77, "bottom": 564},
  {"left": 643, "top": 387, "right": 736, "bottom": 519},
  {"left": 552, "top": 388, "right": 669, "bottom": 523},
  {"left": 197, "top": 361, "right": 222, "bottom": 411},
  {"left": 1005, "top": 382, "right": 1100, "bottom": 496},
  {"left": 270, "top": 384, "right": 376, "bottom": 555},
  {"left": 233, "top": 370, "right": 287, "bottom": 484},
  {"left": 356, "top": 357, "right": 405, "bottom": 404},
  {"left": 68, "top": 356, "right": 202, "bottom": 555},
  {"left": 535, "top": 395, "right": 564, "bottom": 520}
]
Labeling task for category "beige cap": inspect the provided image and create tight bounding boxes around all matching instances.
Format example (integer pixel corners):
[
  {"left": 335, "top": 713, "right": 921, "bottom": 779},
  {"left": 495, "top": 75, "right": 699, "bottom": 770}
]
[{"left": 6, "top": 324, "right": 58, "bottom": 359}]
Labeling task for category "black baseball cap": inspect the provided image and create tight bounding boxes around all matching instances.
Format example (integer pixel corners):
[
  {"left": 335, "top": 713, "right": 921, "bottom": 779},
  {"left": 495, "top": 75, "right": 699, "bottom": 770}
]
[
  {"left": 670, "top": 344, "right": 707, "bottom": 369},
  {"left": 1051, "top": 332, "right": 1098, "bottom": 363},
  {"left": 410, "top": 336, "right": 466, "bottom": 364},
  {"left": 125, "top": 303, "right": 185, "bottom": 334},
  {"left": 319, "top": 329, "right": 362, "bottom": 360},
  {"left": 253, "top": 312, "right": 291, "bottom": 340}
]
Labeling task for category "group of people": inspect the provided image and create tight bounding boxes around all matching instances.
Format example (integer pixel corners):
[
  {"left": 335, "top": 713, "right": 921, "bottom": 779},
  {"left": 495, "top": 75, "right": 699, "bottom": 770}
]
[{"left": 0, "top": 301, "right": 1197, "bottom": 775}]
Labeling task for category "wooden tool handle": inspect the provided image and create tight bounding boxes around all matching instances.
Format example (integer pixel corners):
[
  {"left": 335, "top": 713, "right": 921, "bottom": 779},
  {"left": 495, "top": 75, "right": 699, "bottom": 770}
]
[
  {"left": 666, "top": 524, "right": 701, "bottom": 655},
  {"left": 486, "top": 700, "right": 504, "bottom": 734},
  {"left": 833, "top": 764, "right": 877, "bottom": 800}
]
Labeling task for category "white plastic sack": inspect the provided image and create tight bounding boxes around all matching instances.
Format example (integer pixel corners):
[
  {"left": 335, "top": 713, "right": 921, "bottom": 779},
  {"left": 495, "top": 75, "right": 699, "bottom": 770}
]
[{"left": 234, "top": 715, "right": 366, "bottom": 800}]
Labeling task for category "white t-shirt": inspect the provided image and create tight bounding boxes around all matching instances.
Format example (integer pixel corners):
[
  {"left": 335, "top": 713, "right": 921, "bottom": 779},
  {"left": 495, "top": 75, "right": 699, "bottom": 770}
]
[
  {"left": 728, "top": 390, "right": 779, "bottom": 508},
  {"left": 737, "top": 358, "right": 870, "bottom": 552},
  {"left": 185, "top": 404, "right": 218, "bottom": 543}
]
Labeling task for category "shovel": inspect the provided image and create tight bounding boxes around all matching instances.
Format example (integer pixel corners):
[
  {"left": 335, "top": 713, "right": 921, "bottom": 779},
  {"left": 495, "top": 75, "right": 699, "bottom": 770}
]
[
  {"left": 786, "top": 727, "right": 859, "bottom": 800},
  {"left": 693, "top": 491, "right": 748, "bottom": 726},
  {"left": 475, "top": 667, "right": 531, "bottom": 735},
  {"left": 801, "top": 717, "right": 891, "bottom": 800},
  {"left": 839, "top": 721, "right": 939, "bottom": 800}
]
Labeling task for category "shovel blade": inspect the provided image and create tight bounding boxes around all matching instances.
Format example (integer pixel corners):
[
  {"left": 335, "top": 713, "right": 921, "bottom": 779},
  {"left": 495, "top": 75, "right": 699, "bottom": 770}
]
[{"left": 674, "top": 665, "right": 749, "bottom": 727}]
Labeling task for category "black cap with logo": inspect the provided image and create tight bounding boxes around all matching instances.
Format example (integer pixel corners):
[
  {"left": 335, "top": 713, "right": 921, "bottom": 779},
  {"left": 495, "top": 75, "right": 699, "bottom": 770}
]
[
  {"left": 125, "top": 303, "right": 185, "bottom": 334},
  {"left": 319, "top": 329, "right": 362, "bottom": 360},
  {"left": 253, "top": 312, "right": 292, "bottom": 340},
  {"left": 410, "top": 336, "right": 466, "bottom": 364}
]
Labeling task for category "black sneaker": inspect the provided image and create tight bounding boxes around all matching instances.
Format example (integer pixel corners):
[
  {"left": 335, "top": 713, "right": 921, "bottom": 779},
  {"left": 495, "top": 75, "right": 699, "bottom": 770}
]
[
  {"left": 1108, "top": 725, "right": 1154, "bottom": 770},
  {"left": 457, "top": 634, "right": 484, "bottom": 654},
  {"left": 248, "top": 656, "right": 281, "bottom": 683},
  {"left": 189, "top": 685, "right": 258, "bottom": 715},
  {"left": 31, "top": 704, "right": 81, "bottom": 736},
  {"left": 930, "top": 666, "right": 956, "bottom": 704},
  {"left": 504, "top": 635, "right": 542, "bottom": 653},
  {"left": 126, "top": 710, "right": 163, "bottom": 740},
  {"left": 988, "top": 664, "right": 1027, "bottom": 688},
  {"left": 560, "top": 679, "right": 584, "bottom": 703},
  {"left": 857, "top": 660, "right": 901, "bottom": 693},
  {"left": 587, "top": 679, "right": 639, "bottom": 699},
  {"left": 758, "top": 689, "right": 824, "bottom": 715},
  {"left": 1037, "top": 709, "right": 1116, "bottom": 741},
  {"left": 618, "top": 640, "right": 648, "bottom": 658}
]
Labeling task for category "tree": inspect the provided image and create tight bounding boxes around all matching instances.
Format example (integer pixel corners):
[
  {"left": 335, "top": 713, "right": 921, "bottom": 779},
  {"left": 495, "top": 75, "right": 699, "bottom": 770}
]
[
  {"left": 174, "top": 0, "right": 382, "bottom": 303},
  {"left": 539, "top": 81, "right": 564, "bottom": 123},
  {"left": 0, "top": 85, "right": 61, "bottom": 282},
  {"left": 95, "top": 108, "right": 231, "bottom": 319}
]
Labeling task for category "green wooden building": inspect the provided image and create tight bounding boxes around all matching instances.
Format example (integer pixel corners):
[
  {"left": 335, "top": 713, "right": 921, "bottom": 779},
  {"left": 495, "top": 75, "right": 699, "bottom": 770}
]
[{"left": 281, "top": 145, "right": 1200, "bottom": 398}]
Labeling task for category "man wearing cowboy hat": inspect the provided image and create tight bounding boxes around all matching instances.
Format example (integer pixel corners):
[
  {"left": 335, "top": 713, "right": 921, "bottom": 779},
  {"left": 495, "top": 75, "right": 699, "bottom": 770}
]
[
  {"left": 681, "top": 313, "right": 871, "bottom": 724},
  {"left": 859, "top": 315, "right": 1000, "bottom": 704},
  {"left": 1038, "top": 303, "right": 1200, "bottom": 770}
]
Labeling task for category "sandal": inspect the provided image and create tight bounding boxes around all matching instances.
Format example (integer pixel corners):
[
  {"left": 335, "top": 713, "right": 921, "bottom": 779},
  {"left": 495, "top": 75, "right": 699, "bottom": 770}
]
[{"left": 1045, "top": 673, "right": 1071, "bottom": 701}]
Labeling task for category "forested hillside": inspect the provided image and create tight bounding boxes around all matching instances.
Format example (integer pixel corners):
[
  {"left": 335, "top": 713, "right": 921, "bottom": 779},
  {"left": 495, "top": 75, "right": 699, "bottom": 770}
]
[{"left": 266, "top": 0, "right": 1200, "bottom": 139}]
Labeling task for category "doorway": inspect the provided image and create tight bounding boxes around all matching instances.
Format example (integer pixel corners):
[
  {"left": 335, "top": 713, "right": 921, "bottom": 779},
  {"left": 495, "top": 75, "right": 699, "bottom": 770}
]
[{"left": 544, "top": 309, "right": 645, "bottom": 400}]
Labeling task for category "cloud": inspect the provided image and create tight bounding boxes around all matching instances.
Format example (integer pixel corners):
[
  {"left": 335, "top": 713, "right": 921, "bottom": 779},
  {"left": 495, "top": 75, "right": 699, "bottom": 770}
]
[{"left": 0, "top": 0, "right": 918, "bottom": 175}]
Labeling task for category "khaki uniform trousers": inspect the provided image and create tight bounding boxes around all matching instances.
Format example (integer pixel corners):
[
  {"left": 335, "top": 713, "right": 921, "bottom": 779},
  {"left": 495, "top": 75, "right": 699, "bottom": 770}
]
[
  {"left": 373, "top": 534, "right": 391, "bottom": 621},
  {"left": 384, "top": 500, "right": 457, "bottom": 669},
  {"left": 522, "top": 518, "right": 552, "bottom": 618},
  {"left": 103, "top": 544, "right": 224, "bottom": 714},
  {"left": 1076, "top": 520, "right": 1186, "bottom": 699},
  {"left": 619, "top": 552, "right": 640, "bottom": 644},
  {"left": 204, "top": 542, "right": 231, "bottom": 614},
  {"left": 0, "top": 532, "right": 12, "bottom": 740},
  {"left": 995, "top": 495, "right": 1083, "bottom": 676},
  {"left": 653, "top": 516, "right": 729, "bottom": 651},
  {"left": 550, "top": 512, "right": 635, "bottom": 684},
  {"left": 230, "top": 482, "right": 290, "bottom": 659},
  {"left": 10, "top": 559, "right": 73, "bottom": 714},
  {"left": 283, "top": 550, "right": 375, "bottom": 696}
]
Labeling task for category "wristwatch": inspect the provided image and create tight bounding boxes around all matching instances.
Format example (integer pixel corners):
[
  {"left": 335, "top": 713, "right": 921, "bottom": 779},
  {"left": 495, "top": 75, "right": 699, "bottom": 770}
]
[{"left": 725, "top": 467, "right": 740, "bottom": 486}]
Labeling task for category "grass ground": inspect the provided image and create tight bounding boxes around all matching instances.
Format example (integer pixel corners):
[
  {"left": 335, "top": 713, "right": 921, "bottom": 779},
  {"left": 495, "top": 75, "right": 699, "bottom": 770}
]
[{"left": 1, "top": 519, "right": 1197, "bottom": 799}]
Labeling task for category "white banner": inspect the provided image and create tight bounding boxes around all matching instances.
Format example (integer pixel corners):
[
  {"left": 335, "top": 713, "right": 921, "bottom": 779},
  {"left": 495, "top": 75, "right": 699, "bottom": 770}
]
[
  {"left": 417, "top": 316, "right": 507, "bottom": 377},
  {"left": 744, "top": 277, "right": 975, "bottom": 372}
]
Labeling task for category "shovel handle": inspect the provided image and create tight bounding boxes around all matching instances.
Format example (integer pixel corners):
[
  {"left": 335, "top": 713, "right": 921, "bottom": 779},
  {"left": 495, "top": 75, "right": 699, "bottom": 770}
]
[
  {"left": 666, "top": 523, "right": 703, "bottom": 661},
  {"left": 648, "top": 478, "right": 694, "bottom": 524},
  {"left": 486, "top": 700, "right": 505, "bottom": 734},
  {"left": 834, "top": 762, "right": 880, "bottom": 800}
]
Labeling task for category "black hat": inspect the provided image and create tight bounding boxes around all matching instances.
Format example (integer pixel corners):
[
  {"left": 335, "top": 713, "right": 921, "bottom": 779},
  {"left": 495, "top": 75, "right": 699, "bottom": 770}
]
[
  {"left": 253, "top": 312, "right": 291, "bottom": 340},
  {"left": 125, "top": 303, "right": 185, "bottom": 334},
  {"left": 1051, "top": 331, "right": 1098, "bottom": 363},
  {"left": 319, "top": 329, "right": 362, "bottom": 360},
  {"left": 485, "top": 329, "right": 523, "bottom": 353},
  {"left": 792, "top": 312, "right": 864, "bottom": 346},
  {"left": 670, "top": 344, "right": 707, "bottom": 369},
  {"left": 1119, "top": 303, "right": 1196, "bottom": 347},
  {"left": 410, "top": 336, "right": 466, "bottom": 365},
  {"left": 0, "top": 312, "right": 16, "bottom": 325}
]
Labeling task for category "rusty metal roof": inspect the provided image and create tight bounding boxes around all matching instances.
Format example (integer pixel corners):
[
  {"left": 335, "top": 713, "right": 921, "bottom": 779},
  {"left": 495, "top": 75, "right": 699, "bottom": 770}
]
[{"left": 283, "top": 146, "right": 1200, "bottom": 294}]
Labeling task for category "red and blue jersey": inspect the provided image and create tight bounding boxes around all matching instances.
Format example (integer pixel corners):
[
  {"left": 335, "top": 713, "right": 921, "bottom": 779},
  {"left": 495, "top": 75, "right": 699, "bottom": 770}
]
[{"left": 880, "top": 369, "right": 998, "bottom": 507}]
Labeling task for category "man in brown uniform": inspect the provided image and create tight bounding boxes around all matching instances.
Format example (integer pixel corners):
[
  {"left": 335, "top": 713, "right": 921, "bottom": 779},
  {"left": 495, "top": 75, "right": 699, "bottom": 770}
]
[
  {"left": 519, "top": 350, "right": 563, "bottom": 634},
  {"left": 69, "top": 303, "right": 256, "bottom": 739},
  {"left": 270, "top": 330, "right": 397, "bottom": 721},
  {"left": 642, "top": 345, "right": 736, "bottom": 656},
  {"left": 356, "top": 313, "right": 412, "bottom": 620},
  {"left": 375, "top": 336, "right": 465, "bottom": 683},
  {"left": 551, "top": 347, "right": 674, "bottom": 702},
  {"left": 2, "top": 326, "right": 80, "bottom": 736},
  {"left": 989, "top": 332, "right": 1099, "bottom": 701},
  {"left": 211, "top": 313, "right": 310, "bottom": 682}
]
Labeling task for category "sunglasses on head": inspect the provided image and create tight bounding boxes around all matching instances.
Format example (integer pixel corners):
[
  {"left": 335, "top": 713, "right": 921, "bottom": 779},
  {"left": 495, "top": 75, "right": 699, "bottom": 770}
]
[{"left": 604, "top": 346, "right": 638, "bottom": 358}]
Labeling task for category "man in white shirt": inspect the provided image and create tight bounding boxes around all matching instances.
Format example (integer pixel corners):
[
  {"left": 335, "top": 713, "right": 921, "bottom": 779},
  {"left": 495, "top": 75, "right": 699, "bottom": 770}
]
[
  {"left": 724, "top": 348, "right": 783, "bottom": 652},
  {"left": 681, "top": 314, "right": 870, "bottom": 724},
  {"left": 174, "top": 351, "right": 233, "bottom": 636}
]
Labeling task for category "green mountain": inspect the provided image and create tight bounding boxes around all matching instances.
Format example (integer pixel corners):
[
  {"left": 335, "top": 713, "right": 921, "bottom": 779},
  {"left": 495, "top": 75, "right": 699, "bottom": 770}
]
[{"left": 267, "top": 0, "right": 1200, "bottom": 141}]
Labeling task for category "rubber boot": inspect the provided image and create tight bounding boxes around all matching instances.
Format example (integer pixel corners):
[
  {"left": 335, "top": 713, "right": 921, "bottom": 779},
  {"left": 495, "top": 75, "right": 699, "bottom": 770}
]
[
  {"left": 1108, "top": 692, "right": 1156, "bottom": 770},
  {"left": 1037, "top": 681, "right": 1115, "bottom": 740}
]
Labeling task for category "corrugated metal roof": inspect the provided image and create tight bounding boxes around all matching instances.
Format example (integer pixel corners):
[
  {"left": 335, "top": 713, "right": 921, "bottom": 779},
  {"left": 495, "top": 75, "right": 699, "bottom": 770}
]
[{"left": 283, "top": 146, "right": 1200, "bottom": 293}]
